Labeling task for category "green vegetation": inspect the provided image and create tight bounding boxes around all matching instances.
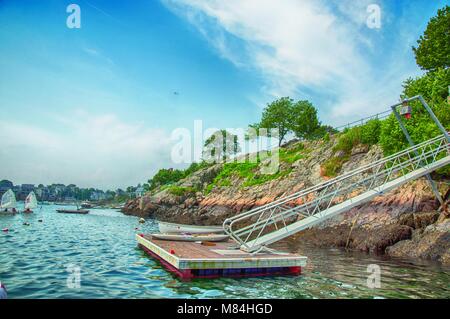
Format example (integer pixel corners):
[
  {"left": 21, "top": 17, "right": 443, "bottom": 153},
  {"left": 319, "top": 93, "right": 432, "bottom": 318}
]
[
  {"left": 242, "top": 169, "right": 292, "bottom": 187},
  {"left": 144, "top": 161, "right": 212, "bottom": 192},
  {"left": 204, "top": 158, "right": 295, "bottom": 194},
  {"left": 322, "top": 6, "right": 449, "bottom": 177},
  {"left": 167, "top": 185, "right": 197, "bottom": 197},
  {"left": 322, "top": 119, "right": 382, "bottom": 177},
  {"left": 290, "top": 100, "right": 321, "bottom": 140},
  {"left": 204, "top": 142, "right": 307, "bottom": 193},
  {"left": 249, "top": 97, "right": 294, "bottom": 146},
  {"left": 279, "top": 143, "right": 305, "bottom": 164},
  {"left": 412, "top": 5, "right": 449, "bottom": 71},
  {"left": 321, "top": 156, "right": 347, "bottom": 178},
  {"left": 144, "top": 6, "right": 450, "bottom": 193},
  {"left": 250, "top": 97, "right": 329, "bottom": 146},
  {"left": 146, "top": 168, "right": 185, "bottom": 191},
  {"left": 203, "top": 130, "right": 241, "bottom": 163},
  {"left": 205, "top": 162, "right": 258, "bottom": 194},
  {"left": 380, "top": 68, "right": 450, "bottom": 156}
]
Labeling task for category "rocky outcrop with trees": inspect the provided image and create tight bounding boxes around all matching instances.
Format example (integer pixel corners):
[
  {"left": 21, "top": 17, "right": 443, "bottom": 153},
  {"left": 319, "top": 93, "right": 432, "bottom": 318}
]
[{"left": 123, "top": 6, "right": 450, "bottom": 265}]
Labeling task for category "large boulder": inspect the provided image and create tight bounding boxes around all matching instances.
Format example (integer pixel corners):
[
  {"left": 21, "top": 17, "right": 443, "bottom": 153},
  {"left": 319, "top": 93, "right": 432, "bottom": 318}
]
[{"left": 386, "top": 218, "right": 450, "bottom": 265}]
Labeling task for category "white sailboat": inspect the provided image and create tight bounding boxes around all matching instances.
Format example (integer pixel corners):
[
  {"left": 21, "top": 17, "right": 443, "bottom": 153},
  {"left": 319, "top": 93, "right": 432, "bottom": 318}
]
[
  {"left": 1, "top": 189, "right": 17, "bottom": 213},
  {"left": 23, "top": 191, "right": 38, "bottom": 213}
]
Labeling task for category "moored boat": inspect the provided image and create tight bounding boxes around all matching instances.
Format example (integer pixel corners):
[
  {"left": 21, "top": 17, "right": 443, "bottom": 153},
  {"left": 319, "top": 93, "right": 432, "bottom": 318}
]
[
  {"left": 81, "top": 202, "right": 93, "bottom": 209},
  {"left": 158, "top": 221, "right": 224, "bottom": 234},
  {"left": 23, "top": 191, "right": 38, "bottom": 213},
  {"left": 151, "top": 233, "right": 229, "bottom": 242},
  {"left": 56, "top": 209, "right": 89, "bottom": 214}
]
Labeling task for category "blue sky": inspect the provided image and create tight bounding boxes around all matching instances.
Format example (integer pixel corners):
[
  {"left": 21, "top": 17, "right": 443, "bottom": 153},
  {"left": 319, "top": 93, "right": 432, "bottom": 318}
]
[{"left": 0, "top": 0, "right": 447, "bottom": 189}]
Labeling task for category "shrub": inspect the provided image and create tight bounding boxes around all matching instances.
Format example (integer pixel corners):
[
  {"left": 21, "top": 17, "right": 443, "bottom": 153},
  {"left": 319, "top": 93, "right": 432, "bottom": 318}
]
[
  {"left": 167, "top": 186, "right": 196, "bottom": 197},
  {"left": 279, "top": 143, "right": 305, "bottom": 163},
  {"left": 321, "top": 156, "right": 349, "bottom": 178},
  {"left": 361, "top": 119, "right": 381, "bottom": 145},
  {"left": 380, "top": 68, "right": 450, "bottom": 156}
]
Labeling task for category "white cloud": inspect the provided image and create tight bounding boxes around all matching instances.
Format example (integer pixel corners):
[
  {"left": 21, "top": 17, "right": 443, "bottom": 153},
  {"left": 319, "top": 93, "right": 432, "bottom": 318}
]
[
  {"left": 163, "top": 0, "right": 418, "bottom": 125},
  {"left": 0, "top": 111, "right": 174, "bottom": 189}
]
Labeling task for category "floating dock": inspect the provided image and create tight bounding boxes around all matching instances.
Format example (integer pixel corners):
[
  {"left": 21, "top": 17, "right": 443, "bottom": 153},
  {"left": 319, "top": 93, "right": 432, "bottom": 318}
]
[{"left": 136, "top": 234, "right": 307, "bottom": 280}]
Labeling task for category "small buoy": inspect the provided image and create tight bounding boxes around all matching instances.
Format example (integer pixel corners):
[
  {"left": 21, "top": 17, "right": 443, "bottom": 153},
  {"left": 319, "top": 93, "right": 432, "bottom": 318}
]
[
  {"left": 139, "top": 218, "right": 145, "bottom": 224},
  {"left": 0, "top": 282, "right": 7, "bottom": 299},
  {"left": 2, "top": 228, "right": 8, "bottom": 232},
  {"left": 134, "top": 227, "right": 139, "bottom": 230}
]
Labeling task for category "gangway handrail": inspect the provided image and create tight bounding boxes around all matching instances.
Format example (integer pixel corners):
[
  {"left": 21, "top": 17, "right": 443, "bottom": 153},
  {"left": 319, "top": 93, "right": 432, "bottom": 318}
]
[
  {"left": 224, "top": 134, "right": 446, "bottom": 225},
  {"left": 223, "top": 133, "right": 449, "bottom": 251},
  {"left": 230, "top": 142, "right": 447, "bottom": 240},
  {"left": 229, "top": 139, "right": 447, "bottom": 240},
  {"left": 334, "top": 109, "right": 392, "bottom": 131}
]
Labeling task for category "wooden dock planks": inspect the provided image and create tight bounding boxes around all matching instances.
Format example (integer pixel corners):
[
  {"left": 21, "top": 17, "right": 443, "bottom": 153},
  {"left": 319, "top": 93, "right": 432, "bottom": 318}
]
[{"left": 136, "top": 234, "right": 307, "bottom": 279}]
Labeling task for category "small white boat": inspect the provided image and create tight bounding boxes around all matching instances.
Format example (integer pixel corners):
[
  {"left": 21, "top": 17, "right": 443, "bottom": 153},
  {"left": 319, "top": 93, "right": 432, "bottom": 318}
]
[
  {"left": 151, "top": 233, "right": 229, "bottom": 242},
  {"left": 23, "top": 191, "right": 38, "bottom": 213},
  {"left": 158, "top": 221, "right": 224, "bottom": 234},
  {"left": 1, "top": 189, "right": 17, "bottom": 214}
]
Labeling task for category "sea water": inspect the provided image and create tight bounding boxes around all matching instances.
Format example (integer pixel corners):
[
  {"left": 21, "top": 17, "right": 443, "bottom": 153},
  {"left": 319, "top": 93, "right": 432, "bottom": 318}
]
[{"left": 0, "top": 205, "right": 448, "bottom": 298}]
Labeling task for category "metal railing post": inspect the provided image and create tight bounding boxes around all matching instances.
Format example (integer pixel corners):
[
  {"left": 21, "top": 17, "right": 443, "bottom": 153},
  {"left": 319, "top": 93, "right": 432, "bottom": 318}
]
[{"left": 391, "top": 96, "right": 445, "bottom": 204}]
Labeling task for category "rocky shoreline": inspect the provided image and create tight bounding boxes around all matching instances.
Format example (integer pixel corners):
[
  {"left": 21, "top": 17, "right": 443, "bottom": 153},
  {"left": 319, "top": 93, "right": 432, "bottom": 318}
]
[{"left": 123, "top": 138, "right": 450, "bottom": 265}]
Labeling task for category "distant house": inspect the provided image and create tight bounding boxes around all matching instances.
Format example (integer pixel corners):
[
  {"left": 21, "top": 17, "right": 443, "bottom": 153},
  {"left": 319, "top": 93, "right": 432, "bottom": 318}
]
[{"left": 135, "top": 185, "right": 145, "bottom": 197}]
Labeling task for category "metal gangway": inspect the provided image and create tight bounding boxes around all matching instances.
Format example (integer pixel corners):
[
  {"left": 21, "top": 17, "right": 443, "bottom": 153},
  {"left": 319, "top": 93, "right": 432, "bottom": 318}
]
[{"left": 223, "top": 97, "right": 450, "bottom": 253}]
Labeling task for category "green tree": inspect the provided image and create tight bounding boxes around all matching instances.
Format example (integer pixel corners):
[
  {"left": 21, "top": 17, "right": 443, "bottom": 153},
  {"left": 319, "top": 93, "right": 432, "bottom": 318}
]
[
  {"left": 290, "top": 100, "right": 321, "bottom": 139},
  {"left": 203, "top": 130, "right": 241, "bottom": 163},
  {"left": 251, "top": 97, "right": 293, "bottom": 146},
  {"left": 252, "top": 97, "right": 324, "bottom": 144},
  {"left": 183, "top": 161, "right": 211, "bottom": 175},
  {"left": 412, "top": 5, "right": 450, "bottom": 71},
  {"left": 380, "top": 68, "right": 450, "bottom": 156},
  {"left": 147, "top": 168, "right": 185, "bottom": 191},
  {"left": 380, "top": 7, "right": 450, "bottom": 157},
  {"left": 126, "top": 186, "right": 136, "bottom": 193}
]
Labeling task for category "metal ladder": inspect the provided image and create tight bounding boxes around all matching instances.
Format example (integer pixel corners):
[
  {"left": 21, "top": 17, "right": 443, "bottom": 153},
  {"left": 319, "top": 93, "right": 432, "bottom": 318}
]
[{"left": 223, "top": 132, "right": 450, "bottom": 253}]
